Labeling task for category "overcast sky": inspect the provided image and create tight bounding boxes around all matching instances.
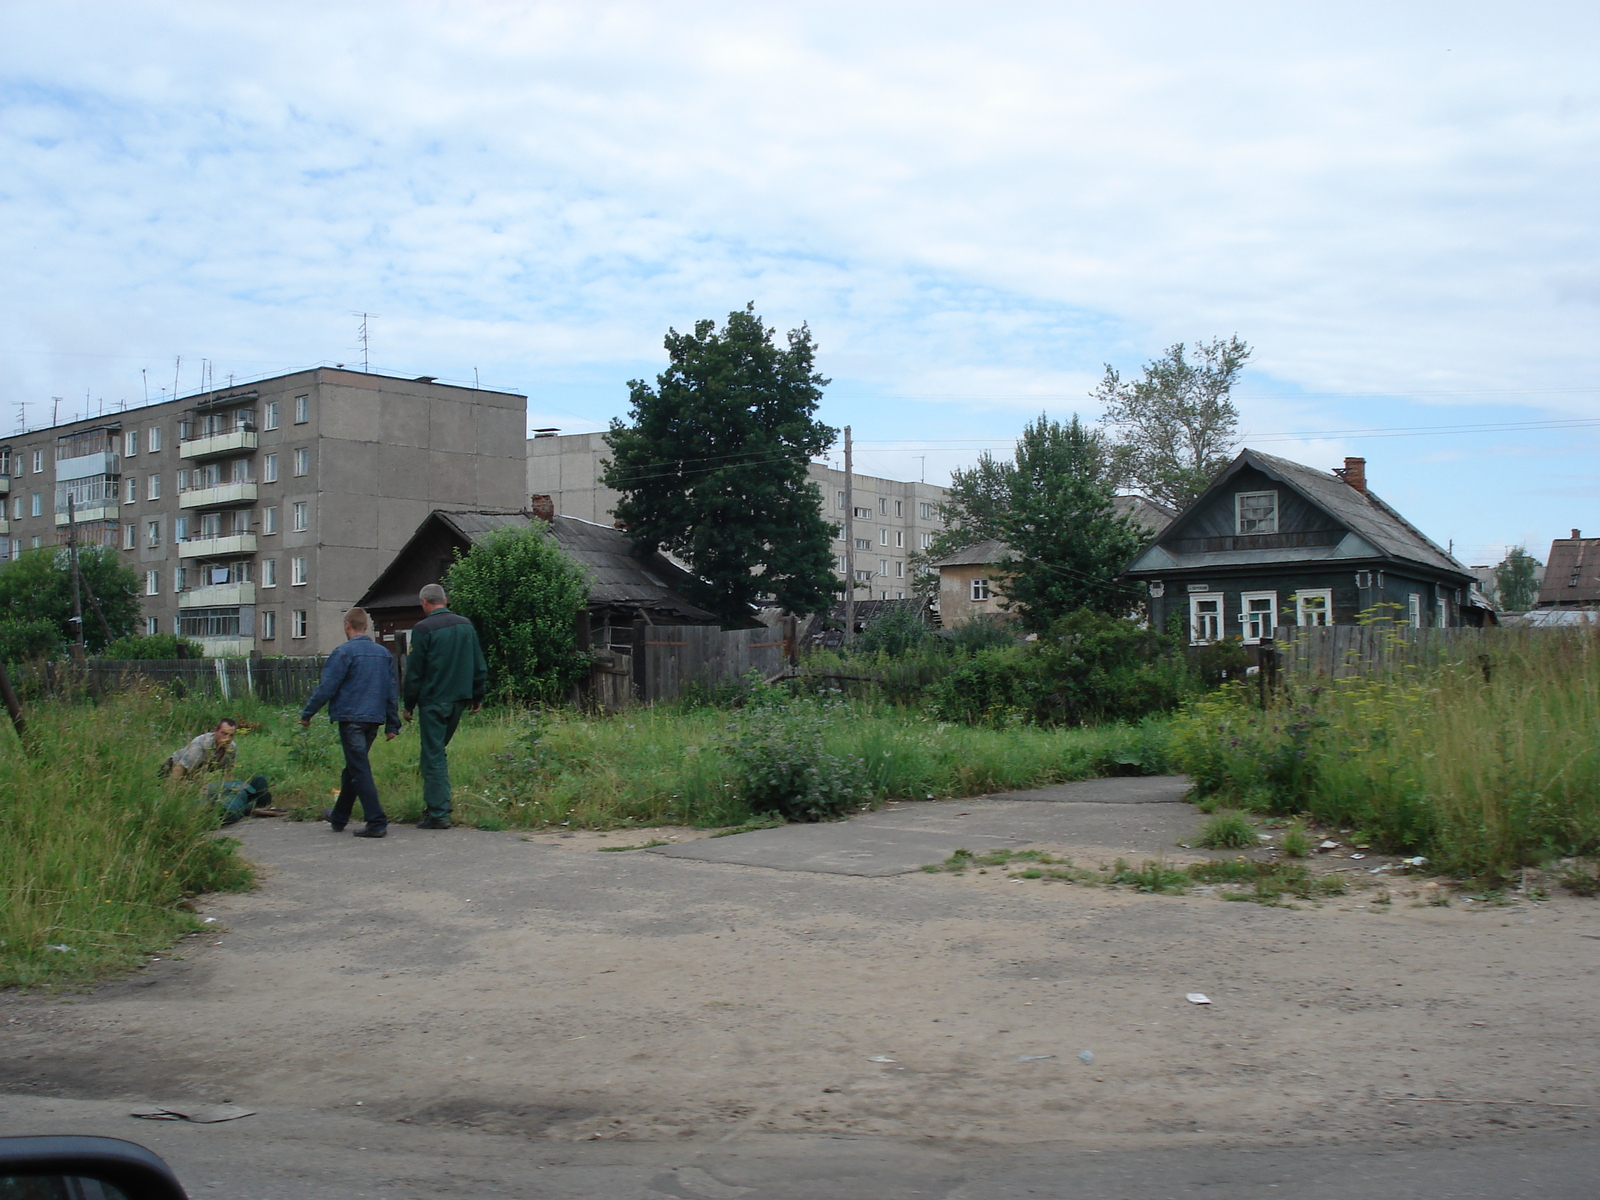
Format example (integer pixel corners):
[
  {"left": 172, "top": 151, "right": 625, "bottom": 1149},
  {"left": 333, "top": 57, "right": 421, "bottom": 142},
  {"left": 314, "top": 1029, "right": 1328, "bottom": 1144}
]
[{"left": 3, "top": 1, "right": 1595, "bottom": 565}]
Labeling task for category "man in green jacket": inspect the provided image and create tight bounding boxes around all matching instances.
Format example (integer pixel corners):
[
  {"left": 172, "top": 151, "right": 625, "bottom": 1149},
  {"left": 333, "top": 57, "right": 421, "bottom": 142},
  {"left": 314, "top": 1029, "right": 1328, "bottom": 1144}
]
[{"left": 403, "top": 583, "right": 487, "bottom": 829}]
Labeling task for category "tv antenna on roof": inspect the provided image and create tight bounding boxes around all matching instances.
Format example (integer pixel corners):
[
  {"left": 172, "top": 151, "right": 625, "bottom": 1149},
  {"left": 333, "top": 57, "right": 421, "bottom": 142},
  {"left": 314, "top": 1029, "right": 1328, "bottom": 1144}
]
[{"left": 354, "top": 312, "right": 377, "bottom": 372}]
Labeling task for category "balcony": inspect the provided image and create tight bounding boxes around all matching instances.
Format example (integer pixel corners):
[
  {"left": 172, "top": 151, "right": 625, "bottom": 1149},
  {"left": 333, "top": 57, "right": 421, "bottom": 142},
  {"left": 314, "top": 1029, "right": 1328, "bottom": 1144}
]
[
  {"left": 180, "top": 582, "right": 257, "bottom": 609},
  {"left": 180, "top": 480, "right": 258, "bottom": 509},
  {"left": 196, "top": 636, "right": 256, "bottom": 658},
  {"left": 55, "top": 504, "right": 119, "bottom": 526},
  {"left": 0, "top": 475, "right": 10, "bottom": 496},
  {"left": 179, "top": 533, "right": 258, "bottom": 559},
  {"left": 180, "top": 430, "right": 259, "bottom": 461}
]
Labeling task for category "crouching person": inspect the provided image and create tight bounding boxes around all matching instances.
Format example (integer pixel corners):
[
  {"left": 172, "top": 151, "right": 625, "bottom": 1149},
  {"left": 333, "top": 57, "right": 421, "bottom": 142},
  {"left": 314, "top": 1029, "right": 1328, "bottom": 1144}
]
[
  {"left": 162, "top": 718, "right": 281, "bottom": 825},
  {"left": 301, "top": 607, "right": 400, "bottom": 839}
]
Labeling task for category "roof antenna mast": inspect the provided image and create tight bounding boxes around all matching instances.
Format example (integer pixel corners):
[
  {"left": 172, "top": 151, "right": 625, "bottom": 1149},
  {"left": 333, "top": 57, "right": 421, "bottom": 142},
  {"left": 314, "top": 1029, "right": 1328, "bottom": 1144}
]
[{"left": 355, "top": 312, "right": 376, "bottom": 373}]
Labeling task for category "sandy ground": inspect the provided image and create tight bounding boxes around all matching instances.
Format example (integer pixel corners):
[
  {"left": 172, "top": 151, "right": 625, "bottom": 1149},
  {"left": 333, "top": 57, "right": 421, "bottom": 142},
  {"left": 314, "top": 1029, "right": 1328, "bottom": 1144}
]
[{"left": 3, "top": 778, "right": 1599, "bottom": 1195}]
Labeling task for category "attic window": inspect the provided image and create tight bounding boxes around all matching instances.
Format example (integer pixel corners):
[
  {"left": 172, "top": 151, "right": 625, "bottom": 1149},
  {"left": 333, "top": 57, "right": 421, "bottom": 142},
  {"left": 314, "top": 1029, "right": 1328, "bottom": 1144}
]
[{"left": 1236, "top": 491, "right": 1278, "bottom": 535}]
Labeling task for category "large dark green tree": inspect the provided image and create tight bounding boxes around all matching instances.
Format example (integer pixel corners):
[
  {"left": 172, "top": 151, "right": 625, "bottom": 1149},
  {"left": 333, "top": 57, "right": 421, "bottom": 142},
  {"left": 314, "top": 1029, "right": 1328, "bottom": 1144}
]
[
  {"left": 602, "top": 305, "right": 838, "bottom": 623},
  {"left": 1493, "top": 546, "right": 1542, "bottom": 611},
  {"left": 1093, "top": 336, "right": 1251, "bottom": 510},
  {"left": 0, "top": 545, "right": 141, "bottom": 655}
]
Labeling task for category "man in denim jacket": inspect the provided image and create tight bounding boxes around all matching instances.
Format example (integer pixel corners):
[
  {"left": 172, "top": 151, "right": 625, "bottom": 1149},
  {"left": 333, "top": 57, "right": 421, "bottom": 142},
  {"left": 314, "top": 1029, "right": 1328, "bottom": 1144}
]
[{"left": 301, "top": 607, "right": 401, "bottom": 838}]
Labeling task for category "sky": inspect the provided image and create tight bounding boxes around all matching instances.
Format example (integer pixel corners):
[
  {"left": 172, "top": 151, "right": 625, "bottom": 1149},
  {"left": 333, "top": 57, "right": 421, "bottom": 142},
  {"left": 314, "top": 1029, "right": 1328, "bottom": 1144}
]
[{"left": 2, "top": 1, "right": 1596, "bottom": 567}]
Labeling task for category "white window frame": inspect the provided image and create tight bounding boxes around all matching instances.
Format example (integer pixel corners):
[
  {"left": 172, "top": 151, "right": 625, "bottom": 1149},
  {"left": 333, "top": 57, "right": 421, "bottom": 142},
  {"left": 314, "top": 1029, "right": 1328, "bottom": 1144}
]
[
  {"left": 263, "top": 505, "right": 278, "bottom": 535},
  {"left": 878, "top": 558, "right": 889, "bottom": 577},
  {"left": 147, "top": 426, "right": 162, "bottom": 452},
  {"left": 1294, "top": 589, "right": 1332, "bottom": 627},
  {"left": 174, "top": 565, "right": 186, "bottom": 592},
  {"left": 920, "top": 532, "right": 932, "bottom": 550},
  {"left": 1189, "top": 594, "right": 1223, "bottom": 645},
  {"left": 262, "top": 558, "right": 277, "bottom": 587},
  {"left": 878, "top": 497, "right": 888, "bottom": 514},
  {"left": 31, "top": 493, "right": 42, "bottom": 517},
  {"left": 292, "top": 502, "right": 307, "bottom": 532},
  {"left": 147, "top": 474, "right": 161, "bottom": 501},
  {"left": 291, "top": 556, "right": 308, "bottom": 586},
  {"left": 145, "top": 616, "right": 159, "bottom": 637},
  {"left": 126, "top": 477, "right": 138, "bottom": 504},
  {"left": 291, "top": 609, "right": 307, "bottom": 638},
  {"left": 263, "top": 401, "right": 279, "bottom": 431},
  {"left": 895, "top": 530, "right": 904, "bottom": 548},
  {"left": 145, "top": 569, "right": 159, "bottom": 596},
  {"left": 971, "top": 578, "right": 991, "bottom": 602},
  {"left": 895, "top": 501, "right": 903, "bottom": 517},
  {"left": 294, "top": 395, "right": 309, "bottom": 424},
  {"left": 123, "top": 523, "right": 136, "bottom": 550},
  {"left": 32, "top": 450, "right": 43, "bottom": 473},
  {"left": 895, "top": 560, "right": 904, "bottom": 578},
  {"left": 920, "top": 502, "right": 933, "bottom": 519},
  {"left": 146, "top": 520, "right": 160, "bottom": 547},
  {"left": 263, "top": 453, "right": 278, "bottom": 483},
  {"left": 293, "top": 448, "right": 309, "bottom": 476},
  {"left": 1235, "top": 490, "right": 1279, "bottom": 535},
  {"left": 879, "top": 529, "right": 888, "bottom": 545},
  {"left": 1240, "top": 591, "right": 1277, "bottom": 643},
  {"left": 261, "top": 610, "right": 277, "bottom": 640},
  {"left": 124, "top": 430, "right": 138, "bottom": 457},
  {"left": 1408, "top": 593, "right": 1423, "bottom": 628}
]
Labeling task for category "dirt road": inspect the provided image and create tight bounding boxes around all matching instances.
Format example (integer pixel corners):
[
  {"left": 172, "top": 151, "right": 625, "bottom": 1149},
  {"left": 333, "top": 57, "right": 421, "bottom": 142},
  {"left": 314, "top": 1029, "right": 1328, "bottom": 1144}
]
[{"left": 3, "top": 777, "right": 1598, "bottom": 1196}]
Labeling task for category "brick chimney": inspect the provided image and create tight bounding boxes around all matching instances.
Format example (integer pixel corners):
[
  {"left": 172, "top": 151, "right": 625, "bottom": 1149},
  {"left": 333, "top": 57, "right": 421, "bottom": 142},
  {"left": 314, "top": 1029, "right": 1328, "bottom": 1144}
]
[
  {"left": 1336, "top": 456, "right": 1367, "bottom": 494},
  {"left": 1573, "top": 529, "right": 1583, "bottom": 540},
  {"left": 529, "top": 494, "right": 555, "bottom": 523}
]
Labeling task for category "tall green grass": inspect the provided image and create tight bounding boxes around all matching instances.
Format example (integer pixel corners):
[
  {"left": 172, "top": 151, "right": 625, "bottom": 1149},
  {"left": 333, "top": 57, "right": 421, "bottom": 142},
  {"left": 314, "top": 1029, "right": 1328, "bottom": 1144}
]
[
  {"left": 1, "top": 688, "right": 253, "bottom": 987},
  {"left": 1168, "top": 627, "right": 1600, "bottom": 876}
]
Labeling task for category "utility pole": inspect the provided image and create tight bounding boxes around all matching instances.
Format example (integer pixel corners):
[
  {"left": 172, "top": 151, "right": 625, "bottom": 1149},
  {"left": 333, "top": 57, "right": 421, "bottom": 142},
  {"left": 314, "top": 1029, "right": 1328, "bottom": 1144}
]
[
  {"left": 67, "top": 495, "right": 85, "bottom": 658},
  {"left": 843, "top": 425, "right": 855, "bottom": 644}
]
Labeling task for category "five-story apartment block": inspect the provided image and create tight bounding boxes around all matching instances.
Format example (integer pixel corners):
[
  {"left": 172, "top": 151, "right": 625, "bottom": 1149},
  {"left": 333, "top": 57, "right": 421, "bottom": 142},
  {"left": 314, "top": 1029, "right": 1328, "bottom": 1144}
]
[{"left": 0, "top": 368, "right": 526, "bottom": 655}]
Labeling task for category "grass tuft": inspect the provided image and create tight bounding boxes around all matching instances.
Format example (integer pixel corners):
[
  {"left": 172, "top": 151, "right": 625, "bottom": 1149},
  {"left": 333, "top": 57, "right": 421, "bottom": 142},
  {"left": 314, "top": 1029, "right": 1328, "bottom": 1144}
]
[{"left": 1195, "top": 811, "right": 1259, "bottom": 849}]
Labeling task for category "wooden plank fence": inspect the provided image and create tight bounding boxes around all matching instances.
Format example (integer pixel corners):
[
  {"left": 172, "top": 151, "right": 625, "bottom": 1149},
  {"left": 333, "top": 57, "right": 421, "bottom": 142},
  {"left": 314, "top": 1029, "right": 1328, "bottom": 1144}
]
[
  {"left": 1279, "top": 625, "right": 1582, "bottom": 680},
  {"left": 631, "top": 621, "right": 795, "bottom": 705},
  {"left": 20, "top": 657, "right": 328, "bottom": 704}
]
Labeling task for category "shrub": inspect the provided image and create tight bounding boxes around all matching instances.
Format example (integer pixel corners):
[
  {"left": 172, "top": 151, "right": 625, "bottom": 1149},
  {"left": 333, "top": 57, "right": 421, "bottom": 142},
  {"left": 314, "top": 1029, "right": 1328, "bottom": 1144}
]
[
  {"left": 941, "top": 615, "right": 1016, "bottom": 655},
  {"left": 0, "top": 617, "right": 64, "bottom": 665},
  {"left": 101, "top": 633, "right": 204, "bottom": 660},
  {"left": 720, "top": 699, "right": 868, "bottom": 822},
  {"left": 1196, "top": 811, "right": 1259, "bottom": 849},
  {"left": 856, "top": 604, "right": 934, "bottom": 656}
]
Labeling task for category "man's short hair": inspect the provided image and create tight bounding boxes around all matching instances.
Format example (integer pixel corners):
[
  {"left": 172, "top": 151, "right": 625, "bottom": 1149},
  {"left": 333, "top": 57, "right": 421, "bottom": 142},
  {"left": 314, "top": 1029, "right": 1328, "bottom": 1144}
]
[
  {"left": 216, "top": 718, "right": 239, "bottom": 731},
  {"left": 419, "top": 583, "right": 448, "bottom": 606},
  {"left": 344, "top": 607, "right": 369, "bottom": 632}
]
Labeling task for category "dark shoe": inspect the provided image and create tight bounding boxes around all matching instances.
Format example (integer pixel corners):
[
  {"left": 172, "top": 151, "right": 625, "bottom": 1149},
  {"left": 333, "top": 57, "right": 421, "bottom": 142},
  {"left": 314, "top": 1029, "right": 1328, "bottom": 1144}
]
[
  {"left": 322, "top": 809, "right": 346, "bottom": 833},
  {"left": 352, "top": 826, "right": 387, "bottom": 839},
  {"left": 415, "top": 817, "right": 452, "bottom": 830}
]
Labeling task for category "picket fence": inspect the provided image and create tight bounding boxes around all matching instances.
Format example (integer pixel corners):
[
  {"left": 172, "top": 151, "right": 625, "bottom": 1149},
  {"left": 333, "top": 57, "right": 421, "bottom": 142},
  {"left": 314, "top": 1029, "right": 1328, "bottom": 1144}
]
[
  {"left": 22, "top": 656, "right": 328, "bottom": 704},
  {"left": 1278, "top": 624, "right": 1586, "bottom": 680}
]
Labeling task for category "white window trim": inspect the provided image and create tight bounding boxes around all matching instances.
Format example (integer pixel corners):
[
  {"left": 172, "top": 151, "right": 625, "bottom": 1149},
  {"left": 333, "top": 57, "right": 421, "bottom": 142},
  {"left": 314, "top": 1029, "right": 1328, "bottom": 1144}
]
[
  {"left": 145, "top": 570, "right": 159, "bottom": 596},
  {"left": 148, "top": 426, "right": 162, "bottom": 452},
  {"left": 1408, "top": 593, "right": 1423, "bottom": 628},
  {"left": 294, "top": 395, "right": 309, "bottom": 424},
  {"left": 261, "top": 610, "right": 277, "bottom": 640},
  {"left": 293, "top": 448, "right": 309, "bottom": 477},
  {"left": 1239, "top": 590, "right": 1278, "bottom": 644},
  {"left": 263, "top": 401, "right": 279, "bottom": 431},
  {"left": 1235, "top": 490, "right": 1279, "bottom": 536},
  {"left": 292, "top": 502, "right": 308, "bottom": 532},
  {"left": 1294, "top": 589, "right": 1332, "bottom": 627},
  {"left": 147, "top": 474, "right": 161, "bottom": 500},
  {"left": 291, "top": 609, "right": 307, "bottom": 638},
  {"left": 1189, "top": 594, "right": 1223, "bottom": 645},
  {"left": 971, "top": 578, "right": 990, "bottom": 602},
  {"left": 263, "top": 453, "right": 278, "bottom": 484}
]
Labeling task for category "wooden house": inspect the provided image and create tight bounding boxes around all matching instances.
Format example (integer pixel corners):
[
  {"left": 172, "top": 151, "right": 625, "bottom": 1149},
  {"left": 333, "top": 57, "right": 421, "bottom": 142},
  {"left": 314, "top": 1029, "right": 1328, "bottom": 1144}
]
[
  {"left": 1123, "top": 451, "right": 1489, "bottom": 644},
  {"left": 1535, "top": 530, "right": 1600, "bottom": 611}
]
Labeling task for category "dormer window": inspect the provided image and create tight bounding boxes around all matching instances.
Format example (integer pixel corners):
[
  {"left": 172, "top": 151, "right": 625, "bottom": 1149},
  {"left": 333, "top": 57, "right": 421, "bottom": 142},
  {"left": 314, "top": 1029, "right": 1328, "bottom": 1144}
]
[{"left": 1236, "top": 490, "right": 1278, "bottom": 535}]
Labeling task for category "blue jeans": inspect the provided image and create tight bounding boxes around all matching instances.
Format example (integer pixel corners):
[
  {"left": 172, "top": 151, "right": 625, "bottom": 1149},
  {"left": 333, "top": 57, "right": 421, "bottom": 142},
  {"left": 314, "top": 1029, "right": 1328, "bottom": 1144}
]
[{"left": 331, "top": 722, "right": 387, "bottom": 830}]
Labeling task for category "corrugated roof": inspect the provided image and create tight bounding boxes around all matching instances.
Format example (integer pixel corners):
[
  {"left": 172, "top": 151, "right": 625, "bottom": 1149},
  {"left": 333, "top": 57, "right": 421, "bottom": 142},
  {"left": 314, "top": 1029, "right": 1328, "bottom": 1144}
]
[
  {"left": 1128, "top": 449, "right": 1469, "bottom": 578},
  {"left": 1536, "top": 537, "right": 1600, "bottom": 607}
]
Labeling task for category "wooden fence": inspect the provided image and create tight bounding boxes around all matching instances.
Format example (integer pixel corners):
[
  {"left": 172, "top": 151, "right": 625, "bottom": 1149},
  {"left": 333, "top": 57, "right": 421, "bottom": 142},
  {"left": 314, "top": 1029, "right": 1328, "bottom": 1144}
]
[
  {"left": 629, "top": 620, "right": 795, "bottom": 705},
  {"left": 20, "top": 656, "right": 328, "bottom": 703},
  {"left": 1279, "top": 625, "right": 1587, "bottom": 680}
]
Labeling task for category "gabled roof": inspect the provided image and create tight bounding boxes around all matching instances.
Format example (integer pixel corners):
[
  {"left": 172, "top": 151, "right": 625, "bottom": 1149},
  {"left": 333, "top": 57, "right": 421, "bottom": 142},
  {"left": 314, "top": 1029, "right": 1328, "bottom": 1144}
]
[
  {"left": 358, "top": 509, "right": 717, "bottom": 622},
  {"left": 1126, "top": 449, "right": 1470, "bottom": 579},
  {"left": 1537, "top": 536, "right": 1600, "bottom": 607},
  {"left": 926, "top": 495, "right": 1176, "bottom": 570}
]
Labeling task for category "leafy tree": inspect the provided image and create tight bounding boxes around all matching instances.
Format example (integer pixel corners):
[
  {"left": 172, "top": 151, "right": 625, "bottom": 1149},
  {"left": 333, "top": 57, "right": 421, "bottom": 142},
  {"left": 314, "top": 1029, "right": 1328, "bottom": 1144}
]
[
  {"left": 1493, "top": 546, "right": 1542, "bottom": 611},
  {"left": 855, "top": 603, "right": 933, "bottom": 657},
  {"left": 602, "top": 305, "right": 839, "bottom": 624},
  {"left": 0, "top": 617, "right": 64, "bottom": 666},
  {"left": 1093, "top": 336, "right": 1251, "bottom": 509},
  {"left": 101, "top": 632, "right": 204, "bottom": 660},
  {"left": 0, "top": 545, "right": 141, "bottom": 653},
  {"left": 443, "top": 525, "right": 593, "bottom": 704}
]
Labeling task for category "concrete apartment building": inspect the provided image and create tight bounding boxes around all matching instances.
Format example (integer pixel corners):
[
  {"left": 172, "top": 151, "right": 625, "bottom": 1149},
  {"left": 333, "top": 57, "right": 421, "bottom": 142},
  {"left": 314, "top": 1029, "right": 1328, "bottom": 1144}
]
[
  {"left": 0, "top": 368, "right": 526, "bottom": 656},
  {"left": 527, "top": 430, "right": 949, "bottom": 600}
]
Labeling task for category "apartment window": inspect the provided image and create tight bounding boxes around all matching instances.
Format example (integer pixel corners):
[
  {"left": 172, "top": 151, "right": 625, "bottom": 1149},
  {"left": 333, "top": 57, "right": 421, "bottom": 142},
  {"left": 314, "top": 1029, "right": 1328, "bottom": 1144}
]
[
  {"left": 919, "top": 502, "right": 933, "bottom": 519},
  {"left": 291, "top": 556, "right": 308, "bottom": 586},
  {"left": 293, "top": 448, "right": 309, "bottom": 476},
  {"left": 920, "top": 532, "right": 933, "bottom": 550},
  {"left": 1190, "top": 595, "right": 1222, "bottom": 644},
  {"left": 31, "top": 493, "right": 42, "bottom": 518},
  {"left": 879, "top": 529, "right": 889, "bottom": 546},
  {"left": 895, "top": 531, "right": 904, "bottom": 548},
  {"left": 971, "top": 578, "right": 990, "bottom": 602},
  {"left": 854, "top": 538, "right": 870, "bottom": 551},
  {"left": 146, "top": 520, "right": 160, "bottom": 547},
  {"left": 263, "top": 453, "right": 278, "bottom": 483},
  {"left": 263, "top": 401, "right": 279, "bottom": 431},
  {"left": 30, "top": 535, "right": 42, "bottom": 549},
  {"left": 1408, "top": 593, "right": 1423, "bottom": 628},
  {"left": 147, "top": 426, "right": 161, "bottom": 453},
  {"left": 145, "top": 569, "right": 159, "bottom": 596},
  {"left": 291, "top": 610, "right": 307, "bottom": 638},
  {"left": 262, "top": 558, "right": 277, "bottom": 587},
  {"left": 32, "top": 450, "right": 44, "bottom": 473},
  {"left": 1295, "top": 590, "right": 1331, "bottom": 627},
  {"left": 895, "top": 500, "right": 903, "bottom": 517},
  {"left": 1236, "top": 491, "right": 1278, "bottom": 535},
  {"left": 261, "top": 610, "right": 277, "bottom": 640},
  {"left": 852, "top": 506, "right": 871, "bottom": 519},
  {"left": 294, "top": 395, "right": 309, "bottom": 424},
  {"left": 123, "top": 523, "right": 136, "bottom": 550},
  {"left": 174, "top": 565, "right": 187, "bottom": 593},
  {"left": 837, "top": 490, "right": 845, "bottom": 510},
  {"left": 292, "top": 502, "right": 307, "bottom": 532},
  {"left": 125, "top": 478, "right": 138, "bottom": 504},
  {"left": 174, "top": 515, "right": 189, "bottom": 542},
  {"left": 263, "top": 505, "right": 278, "bottom": 534},
  {"left": 878, "top": 497, "right": 888, "bottom": 514},
  {"left": 124, "top": 430, "right": 139, "bottom": 457},
  {"left": 145, "top": 616, "right": 159, "bottom": 636},
  {"left": 11, "top": 498, "right": 20, "bottom": 520},
  {"left": 878, "top": 559, "right": 889, "bottom": 576},
  {"left": 1240, "top": 591, "right": 1277, "bottom": 643},
  {"left": 147, "top": 474, "right": 161, "bottom": 501},
  {"left": 836, "top": 555, "right": 847, "bottom": 573},
  {"left": 895, "top": 561, "right": 904, "bottom": 578}
]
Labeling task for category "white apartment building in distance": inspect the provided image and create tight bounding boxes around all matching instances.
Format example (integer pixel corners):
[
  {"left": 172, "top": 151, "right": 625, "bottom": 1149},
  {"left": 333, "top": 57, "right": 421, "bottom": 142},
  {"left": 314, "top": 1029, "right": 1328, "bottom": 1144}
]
[
  {"left": 0, "top": 368, "right": 526, "bottom": 655},
  {"left": 527, "top": 430, "right": 949, "bottom": 600}
]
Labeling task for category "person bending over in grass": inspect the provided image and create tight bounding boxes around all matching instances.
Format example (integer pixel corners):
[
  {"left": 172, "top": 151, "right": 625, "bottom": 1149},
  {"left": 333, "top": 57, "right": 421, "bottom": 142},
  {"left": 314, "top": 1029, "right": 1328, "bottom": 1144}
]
[
  {"left": 301, "top": 606, "right": 401, "bottom": 839},
  {"left": 161, "top": 717, "right": 280, "bottom": 824}
]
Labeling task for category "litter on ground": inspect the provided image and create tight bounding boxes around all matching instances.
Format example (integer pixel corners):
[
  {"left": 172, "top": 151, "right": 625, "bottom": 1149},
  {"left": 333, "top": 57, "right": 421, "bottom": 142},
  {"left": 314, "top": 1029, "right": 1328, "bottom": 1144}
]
[{"left": 1186, "top": 993, "right": 1212, "bottom": 1005}]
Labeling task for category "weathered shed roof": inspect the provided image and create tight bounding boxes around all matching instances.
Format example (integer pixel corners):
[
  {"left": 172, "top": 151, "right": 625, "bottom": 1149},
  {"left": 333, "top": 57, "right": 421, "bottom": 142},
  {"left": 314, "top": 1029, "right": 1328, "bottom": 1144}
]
[
  {"left": 1536, "top": 536, "right": 1600, "bottom": 608},
  {"left": 358, "top": 509, "right": 717, "bottom": 622},
  {"left": 1126, "top": 449, "right": 1470, "bottom": 579}
]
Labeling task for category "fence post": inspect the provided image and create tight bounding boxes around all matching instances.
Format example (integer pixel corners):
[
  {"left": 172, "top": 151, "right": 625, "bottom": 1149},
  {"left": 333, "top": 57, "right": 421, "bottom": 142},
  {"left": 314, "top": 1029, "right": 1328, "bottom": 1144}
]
[
  {"left": 631, "top": 619, "right": 649, "bottom": 703},
  {"left": 215, "top": 658, "right": 231, "bottom": 701}
]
